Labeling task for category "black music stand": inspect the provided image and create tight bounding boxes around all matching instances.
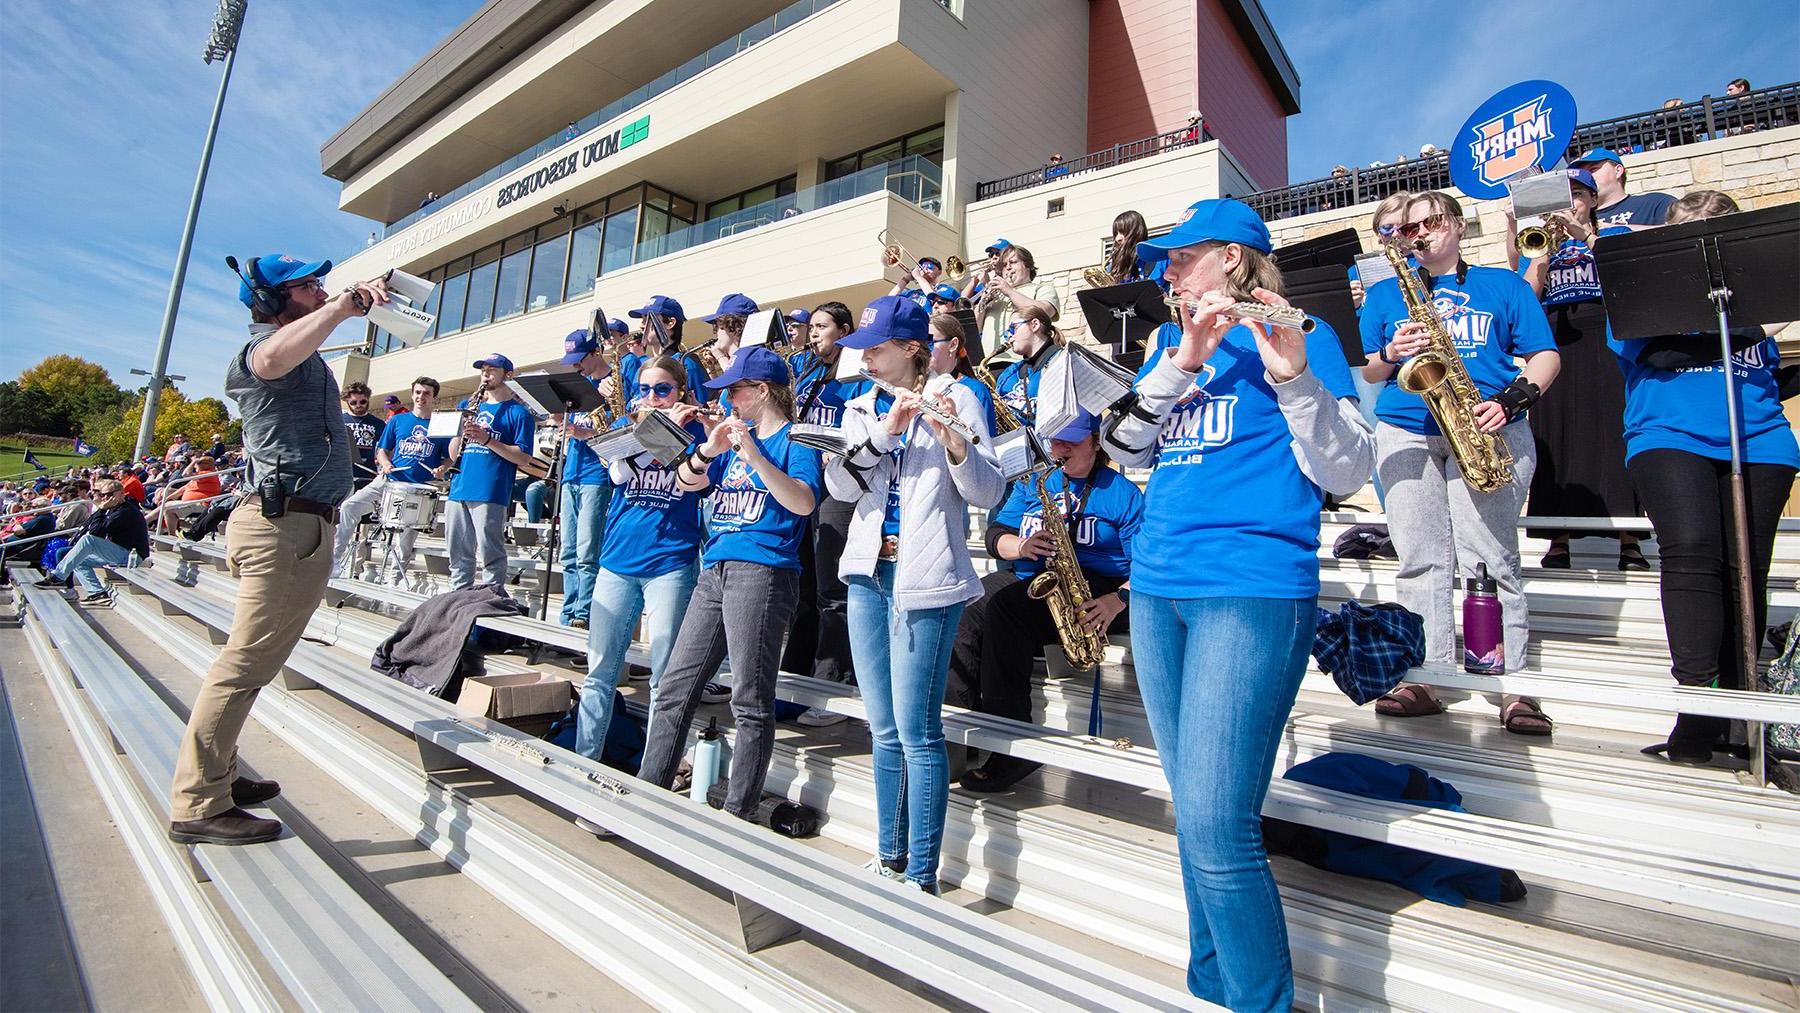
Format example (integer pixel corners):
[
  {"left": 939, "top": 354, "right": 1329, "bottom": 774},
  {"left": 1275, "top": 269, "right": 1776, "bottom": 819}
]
[
  {"left": 1595, "top": 202, "right": 1800, "bottom": 788},
  {"left": 1284, "top": 265, "right": 1365, "bottom": 365},
  {"left": 1076, "top": 281, "right": 1168, "bottom": 371},
  {"left": 1275, "top": 227, "right": 1362, "bottom": 270},
  {"left": 509, "top": 372, "right": 607, "bottom": 621}
]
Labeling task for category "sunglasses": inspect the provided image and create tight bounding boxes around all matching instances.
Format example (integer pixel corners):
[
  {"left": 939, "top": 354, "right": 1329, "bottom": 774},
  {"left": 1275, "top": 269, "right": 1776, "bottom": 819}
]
[
  {"left": 1374, "top": 223, "right": 1400, "bottom": 238},
  {"left": 347, "top": 399, "right": 369, "bottom": 406},
  {"left": 636, "top": 382, "right": 677, "bottom": 398},
  {"left": 1398, "top": 213, "right": 1453, "bottom": 239}
]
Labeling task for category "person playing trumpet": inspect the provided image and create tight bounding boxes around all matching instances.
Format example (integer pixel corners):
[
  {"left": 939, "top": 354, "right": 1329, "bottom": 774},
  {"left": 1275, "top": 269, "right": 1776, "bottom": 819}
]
[
  {"left": 826, "top": 296, "right": 1004, "bottom": 893},
  {"left": 963, "top": 241, "right": 1060, "bottom": 360}
]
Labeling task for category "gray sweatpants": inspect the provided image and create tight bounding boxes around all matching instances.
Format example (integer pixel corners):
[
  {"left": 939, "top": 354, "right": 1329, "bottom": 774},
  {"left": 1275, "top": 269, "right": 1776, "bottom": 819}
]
[
  {"left": 1375, "top": 420, "right": 1537, "bottom": 670},
  {"left": 638, "top": 561, "right": 800, "bottom": 819},
  {"left": 445, "top": 499, "right": 508, "bottom": 589}
]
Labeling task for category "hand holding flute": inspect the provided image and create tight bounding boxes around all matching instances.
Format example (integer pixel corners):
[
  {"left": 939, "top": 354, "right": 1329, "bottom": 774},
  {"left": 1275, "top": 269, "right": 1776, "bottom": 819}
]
[{"left": 860, "top": 370, "right": 981, "bottom": 446}]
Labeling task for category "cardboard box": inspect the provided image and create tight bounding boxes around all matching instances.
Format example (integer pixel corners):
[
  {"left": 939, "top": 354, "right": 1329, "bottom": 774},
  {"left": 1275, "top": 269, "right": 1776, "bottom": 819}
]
[{"left": 456, "top": 672, "right": 573, "bottom": 723}]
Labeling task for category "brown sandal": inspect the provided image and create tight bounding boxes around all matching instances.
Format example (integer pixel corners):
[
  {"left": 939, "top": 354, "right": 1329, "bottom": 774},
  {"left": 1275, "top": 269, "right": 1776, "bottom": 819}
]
[
  {"left": 1375, "top": 685, "right": 1444, "bottom": 717},
  {"left": 1501, "top": 698, "right": 1554, "bottom": 736}
]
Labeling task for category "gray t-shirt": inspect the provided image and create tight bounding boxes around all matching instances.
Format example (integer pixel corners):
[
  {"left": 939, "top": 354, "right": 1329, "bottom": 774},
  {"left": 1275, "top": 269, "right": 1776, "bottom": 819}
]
[{"left": 225, "top": 323, "right": 354, "bottom": 506}]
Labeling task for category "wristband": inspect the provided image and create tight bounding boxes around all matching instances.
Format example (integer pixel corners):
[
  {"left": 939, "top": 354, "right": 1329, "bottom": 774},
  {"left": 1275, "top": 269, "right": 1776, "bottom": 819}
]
[
  {"left": 1490, "top": 376, "right": 1542, "bottom": 422},
  {"left": 1379, "top": 345, "right": 1399, "bottom": 365},
  {"left": 693, "top": 448, "right": 717, "bottom": 464}
]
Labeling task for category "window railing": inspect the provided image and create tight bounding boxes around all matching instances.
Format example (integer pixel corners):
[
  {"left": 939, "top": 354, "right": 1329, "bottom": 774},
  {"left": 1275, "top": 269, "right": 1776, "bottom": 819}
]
[
  {"left": 1242, "top": 81, "right": 1799, "bottom": 223},
  {"left": 974, "top": 125, "right": 1213, "bottom": 201},
  {"left": 634, "top": 155, "right": 942, "bottom": 263},
  {"left": 381, "top": 0, "right": 842, "bottom": 238}
]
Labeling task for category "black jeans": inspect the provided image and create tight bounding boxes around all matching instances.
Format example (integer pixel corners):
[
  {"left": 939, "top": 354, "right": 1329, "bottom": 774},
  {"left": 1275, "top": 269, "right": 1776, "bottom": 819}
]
[
  {"left": 791, "top": 498, "right": 855, "bottom": 685},
  {"left": 1629, "top": 449, "right": 1795, "bottom": 689},
  {"left": 952, "top": 568, "right": 1127, "bottom": 722},
  {"left": 949, "top": 571, "right": 1020, "bottom": 711},
  {"left": 639, "top": 561, "right": 800, "bottom": 818}
]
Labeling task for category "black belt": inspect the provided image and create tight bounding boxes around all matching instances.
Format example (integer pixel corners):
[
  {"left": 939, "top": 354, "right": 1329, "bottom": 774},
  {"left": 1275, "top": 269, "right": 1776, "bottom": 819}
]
[{"left": 241, "top": 494, "right": 340, "bottom": 524}]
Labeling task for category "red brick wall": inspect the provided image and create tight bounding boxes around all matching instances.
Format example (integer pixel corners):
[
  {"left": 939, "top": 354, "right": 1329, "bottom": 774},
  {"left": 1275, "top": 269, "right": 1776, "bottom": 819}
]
[{"left": 1086, "top": 0, "right": 1290, "bottom": 192}]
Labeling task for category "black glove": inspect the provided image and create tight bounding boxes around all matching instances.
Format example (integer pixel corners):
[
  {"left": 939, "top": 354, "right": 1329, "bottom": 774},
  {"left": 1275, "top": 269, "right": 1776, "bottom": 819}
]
[{"left": 1489, "top": 376, "right": 1542, "bottom": 423}]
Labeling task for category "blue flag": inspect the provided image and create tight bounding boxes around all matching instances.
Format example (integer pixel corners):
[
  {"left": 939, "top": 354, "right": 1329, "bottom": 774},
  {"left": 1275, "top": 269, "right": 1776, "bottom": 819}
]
[
  {"left": 73, "top": 438, "right": 98, "bottom": 457},
  {"left": 23, "top": 450, "right": 47, "bottom": 472}
]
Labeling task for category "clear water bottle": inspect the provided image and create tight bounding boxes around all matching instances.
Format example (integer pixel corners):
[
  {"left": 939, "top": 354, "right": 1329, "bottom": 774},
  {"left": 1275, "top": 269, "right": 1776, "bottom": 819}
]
[{"left": 127, "top": 549, "right": 141, "bottom": 570}]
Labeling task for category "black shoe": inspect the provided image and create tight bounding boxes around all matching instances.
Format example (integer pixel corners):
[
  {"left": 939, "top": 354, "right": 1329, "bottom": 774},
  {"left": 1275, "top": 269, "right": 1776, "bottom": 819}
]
[
  {"left": 32, "top": 576, "right": 67, "bottom": 589},
  {"left": 958, "top": 754, "right": 1043, "bottom": 793},
  {"left": 1617, "top": 544, "right": 1650, "bottom": 571},
  {"left": 168, "top": 807, "right": 282, "bottom": 846},
  {"left": 1539, "top": 547, "right": 1571, "bottom": 569},
  {"left": 231, "top": 777, "right": 281, "bottom": 807},
  {"left": 1664, "top": 713, "right": 1729, "bottom": 765},
  {"left": 80, "top": 590, "right": 112, "bottom": 604}
]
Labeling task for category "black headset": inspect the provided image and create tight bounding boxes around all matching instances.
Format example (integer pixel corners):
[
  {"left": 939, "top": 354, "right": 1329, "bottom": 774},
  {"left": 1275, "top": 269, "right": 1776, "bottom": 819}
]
[{"left": 225, "top": 256, "right": 287, "bottom": 318}]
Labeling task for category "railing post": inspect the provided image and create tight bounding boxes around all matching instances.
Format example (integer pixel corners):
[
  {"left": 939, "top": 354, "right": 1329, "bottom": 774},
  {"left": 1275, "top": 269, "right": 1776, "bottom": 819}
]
[
  {"left": 1702, "top": 94, "right": 1717, "bottom": 138},
  {"left": 1352, "top": 169, "right": 1362, "bottom": 206}
]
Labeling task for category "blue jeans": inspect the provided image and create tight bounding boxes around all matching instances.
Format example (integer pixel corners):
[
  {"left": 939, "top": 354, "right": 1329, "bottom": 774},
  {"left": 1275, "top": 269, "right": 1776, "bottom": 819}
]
[
  {"left": 52, "top": 533, "right": 133, "bottom": 594},
  {"left": 523, "top": 480, "right": 548, "bottom": 523},
  {"left": 558, "top": 483, "right": 611, "bottom": 624},
  {"left": 577, "top": 561, "right": 697, "bottom": 760},
  {"left": 846, "top": 562, "right": 965, "bottom": 887},
  {"left": 1130, "top": 592, "right": 1316, "bottom": 1012}
]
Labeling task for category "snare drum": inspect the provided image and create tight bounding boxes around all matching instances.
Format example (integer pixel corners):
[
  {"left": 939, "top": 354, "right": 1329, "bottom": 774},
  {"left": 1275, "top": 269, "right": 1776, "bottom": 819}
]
[{"left": 379, "top": 481, "right": 440, "bottom": 531}]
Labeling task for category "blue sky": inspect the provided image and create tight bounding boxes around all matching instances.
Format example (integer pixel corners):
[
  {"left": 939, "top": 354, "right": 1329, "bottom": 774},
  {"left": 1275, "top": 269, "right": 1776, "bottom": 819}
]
[{"left": 2, "top": 1, "right": 1795, "bottom": 405}]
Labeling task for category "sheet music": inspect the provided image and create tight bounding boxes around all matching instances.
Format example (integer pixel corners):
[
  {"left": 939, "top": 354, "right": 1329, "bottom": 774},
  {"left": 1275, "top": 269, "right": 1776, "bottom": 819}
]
[
  {"left": 1354, "top": 251, "right": 1397, "bottom": 288},
  {"left": 1032, "top": 351, "right": 1079, "bottom": 437},
  {"left": 634, "top": 411, "right": 694, "bottom": 464},
  {"left": 993, "top": 428, "right": 1035, "bottom": 482},
  {"left": 426, "top": 412, "right": 463, "bottom": 439},
  {"left": 789, "top": 423, "right": 850, "bottom": 457},
  {"left": 1068, "top": 345, "right": 1133, "bottom": 412},
  {"left": 586, "top": 426, "right": 642, "bottom": 464},
  {"left": 834, "top": 345, "right": 865, "bottom": 382},
  {"left": 743, "top": 308, "right": 781, "bottom": 348}
]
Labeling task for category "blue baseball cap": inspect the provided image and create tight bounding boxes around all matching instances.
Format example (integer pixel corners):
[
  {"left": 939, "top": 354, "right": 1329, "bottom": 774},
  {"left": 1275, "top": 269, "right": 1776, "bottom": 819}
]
[
  {"left": 561, "top": 329, "right": 598, "bottom": 366},
  {"left": 918, "top": 255, "right": 942, "bottom": 269},
  {"left": 931, "top": 284, "right": 961, "bottom": 302},
  {"left": 628, "top": 295, "right": 685, "bottom": 321},
  {"left": 839, "top": 296, "right": 930, "bottom": 349},
  {"left": 1049, "top": 408, "right": 1097, "bottom": 443},
  {"left": 1572, "top": 147, "right": 1623, "bottom": 167},
  {"left": 985, "top": 238, "right": 1012, "bottom": 255},
  {"left": 701, "top": 293, "right": 759, "bottom": 323},
  {"left": 702, "top": 345, "right": 791, "bottom": 389},
  {"left": 238, "top": 253, "right": 332, "bottom": 309},
  {"left": 472, "top": 352, "right": 514, "bottom": 372},
  {"left": 606, "top": 317, "right": 629, "bottom": 335},
  {"left": 1566, "top": 167, "right": 1598, "bottom": 193},
  {"left": 1137, "top": 199, "right": 1272, "bottom": 258},
  {"left": 786, "top": 307, "right": 811, "bottom": 324}
]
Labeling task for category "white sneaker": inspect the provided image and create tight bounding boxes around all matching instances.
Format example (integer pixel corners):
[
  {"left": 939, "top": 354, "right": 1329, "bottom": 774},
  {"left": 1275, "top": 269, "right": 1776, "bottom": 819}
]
[
  {"left": 574, "top": 816, "right": 617, "bottom": 839},
  {"left": 863, "top": 857, "right": 905, "bottom": 882},
  {"left": 796, "top": 706, "right": 848, "bottom": 727}
]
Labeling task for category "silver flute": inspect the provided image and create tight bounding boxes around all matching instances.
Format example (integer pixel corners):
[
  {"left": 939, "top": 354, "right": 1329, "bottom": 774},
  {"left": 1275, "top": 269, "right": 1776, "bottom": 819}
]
[
  {"left": 1165, "top": 297, "right": 1315, "bottom": 333},
  {"left": 859, "top": 371, "right": 981, "bottom": 445}
]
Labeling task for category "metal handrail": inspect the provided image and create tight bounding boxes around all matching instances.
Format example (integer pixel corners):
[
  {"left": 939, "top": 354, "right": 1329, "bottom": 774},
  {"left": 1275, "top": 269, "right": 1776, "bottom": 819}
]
[
  {"left": 975, "top": 125, "right": 1214, "bottom": 201},
  {"left": 1242, "top": 81, "right": 1799, "bottom": 223}
]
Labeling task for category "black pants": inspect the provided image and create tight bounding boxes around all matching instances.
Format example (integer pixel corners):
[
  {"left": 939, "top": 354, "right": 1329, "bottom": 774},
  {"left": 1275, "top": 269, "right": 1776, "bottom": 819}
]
[
  {"left": 783, "top": 498, "right": 855, "bottom": 684},
  {"left": 951, "top": 568, "right": 1128, "bottom": 722},
  {"left": 1629, "top": 449, "right": 1795, "bottom": 689}
]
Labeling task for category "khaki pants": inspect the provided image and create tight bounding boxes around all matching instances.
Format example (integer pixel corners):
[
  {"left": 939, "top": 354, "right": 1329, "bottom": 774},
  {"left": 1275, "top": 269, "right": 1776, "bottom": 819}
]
[{"left": 169, "top": 499, "right": 333, "bottom": 822}]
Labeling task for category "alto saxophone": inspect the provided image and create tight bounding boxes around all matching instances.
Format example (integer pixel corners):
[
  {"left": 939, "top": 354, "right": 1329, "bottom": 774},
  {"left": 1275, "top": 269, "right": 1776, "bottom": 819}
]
[
  {"left": 1381, "top": 241, "right": 1515, "bottom": 493},
  {"left": 602, "top": 341, "right": 626, "bottom": 419},
  {"left": 1025, "top": 468, "right": 1107, "bottom": 671},
  {"left": 972, "top": 347, "right": 1022, "bottom": 434}
]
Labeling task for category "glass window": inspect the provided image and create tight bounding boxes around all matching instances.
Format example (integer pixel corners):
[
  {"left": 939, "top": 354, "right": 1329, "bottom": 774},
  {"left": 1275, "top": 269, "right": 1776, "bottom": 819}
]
[
  {"left": 502, "top": 232, "right": 532, "bottom": 256},
  {"left": 465, "top": 258, "right": 498, "bottom": 329},
  {"left": 825, "top": 156, "right": 856, "bottom": 181},
  {"left": 905, "top": 125, "right": 944, "bottom": 162},
  {"left": 742, "top": 183, "right": 777, "bottom": 208},
  {"left": 437, "top": 271, "right": 469, "bottom": 336},
  {"left": 530, "top": 229, "right": 571, "bottom": 311},
  {"left": 671, "top": 196, "right": 698, "bottom": 222},
  {"left": 494, "top": 245, "right": 530, "bottom": 320},
  {"left": 601, "top": 205, "right": 639, "bottom": 275},
  {"left": 639, "top": 206, "right": 673, "bottom": 256},
  {"left": 862, "top": 139, "right": 903, "bottom": 167},
  {"left": 566, "top": 218, "right": 603, "bottom": 300},
  {"left": 419, "top": 269, "right": 444, "bottom": 343},
  {"left": 706, "top": 195, "right": 742, "bottom": 220}
]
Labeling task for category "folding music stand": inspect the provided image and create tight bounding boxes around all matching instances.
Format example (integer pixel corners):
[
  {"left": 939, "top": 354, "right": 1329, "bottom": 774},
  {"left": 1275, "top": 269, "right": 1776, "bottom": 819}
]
[
  {"left": 1594, "top": 202, "right": 1800, "bottom": 788},
  {"left": 508, "top": 372, "right": 607, "bottom": 621},
  {"left": 1075, "top": 281, "right": 1167, "bottom": 372},
  {"left": 1273, "top": 227, "right": 1362, "bottom": 270},
  {"left": 1284, "top": 265, "right": 1365, "bottom": 365}
]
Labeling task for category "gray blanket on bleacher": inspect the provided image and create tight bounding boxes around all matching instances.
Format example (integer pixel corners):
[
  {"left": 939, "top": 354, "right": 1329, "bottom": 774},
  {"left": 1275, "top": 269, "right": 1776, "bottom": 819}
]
[{"left": 371, "top": 583, "right": 523, "bottom": 696}]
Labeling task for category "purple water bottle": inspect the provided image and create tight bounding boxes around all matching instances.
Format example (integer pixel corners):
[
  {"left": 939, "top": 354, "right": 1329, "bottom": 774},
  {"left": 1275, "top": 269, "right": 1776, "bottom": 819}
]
[{"left": 1462, "top": 563, "right": 1504, "bottom": 674}]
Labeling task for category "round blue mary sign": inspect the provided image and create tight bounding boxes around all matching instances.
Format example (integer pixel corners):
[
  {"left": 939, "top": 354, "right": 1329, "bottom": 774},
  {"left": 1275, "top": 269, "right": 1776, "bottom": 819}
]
[{"left": 1449, "top": 80, "right": 1579, "bottom": 199}]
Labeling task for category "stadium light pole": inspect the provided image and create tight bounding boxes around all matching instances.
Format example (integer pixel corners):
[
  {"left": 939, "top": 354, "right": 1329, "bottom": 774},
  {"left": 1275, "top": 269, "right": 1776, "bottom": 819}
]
[{"left": 134, "top": 0, "right": 248, "bottom": 463}]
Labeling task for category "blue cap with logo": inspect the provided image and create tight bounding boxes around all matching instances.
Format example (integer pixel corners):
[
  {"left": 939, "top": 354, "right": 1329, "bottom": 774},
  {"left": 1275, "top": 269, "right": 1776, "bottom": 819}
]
[
  {"left": 472, "top": 352, "right": 515, "bottom": 372},
  {"left": 1049, "top": 407, "right": 1098, "bottom": 443},
  {"left": 561, "top": 329, "right": 598, "bottom": 365},
  {"left": 1566, "top": 167, "right": 1598, "bottom": 192},
  {"left": 238, "top": 253, "right": 332, "bottom": 309},
  {"left": 606, "top": 318, "right": 629, "bottom": 335},
  {"left": 702, "top": 345, "right": 792, "bottom": 389},
  {"left": 838, "top": 296, "right": 930, "bottom": 349},
  {"left": 918, "top": 255, "right": 941, "bottom": 269},
  {"left": 786, "top": 307, "right": 811, "bottom": 324},
  {"left": 1572, "top": 147, "right": 1623, "bottom": 167},
  {"left": 701, "top": 293, "right": 759, "bottom": 323},
  {"left": 931, "top": 284, "right": 961, "bottom": 302},
  {"left": 628, "top": 295, "right": 685, "bottom": 321},
  {"left": 985, "top": 238, "right": 1012, "bottom": 255},
  {"left": 1137, "top": 199, "right": 1272, "bottom": 259}
]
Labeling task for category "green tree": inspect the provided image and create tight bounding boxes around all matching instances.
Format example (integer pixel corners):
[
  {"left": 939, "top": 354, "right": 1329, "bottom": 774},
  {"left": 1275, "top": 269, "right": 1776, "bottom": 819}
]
[
  {"left": 19, "top": 355, "right": 116, "bottom": 402},
  {"left": 10, "top": 355, "right": 125, "bottom": 438},
  {"left": 100, "top": 387, "right": 231, "bottom": 461}
]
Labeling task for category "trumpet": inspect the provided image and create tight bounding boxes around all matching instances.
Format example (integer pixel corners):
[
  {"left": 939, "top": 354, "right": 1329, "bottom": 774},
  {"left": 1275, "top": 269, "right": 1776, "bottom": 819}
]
[
  {"left": 1516, "top": 217, "right": 1566, "bottom": 260},
  {"left": 877, "top": 229, "right": 921, "bottom": 275},
  {"left": 858, "top": 371, "right": 981, "bottom": 445},
  {"left": 1164, "top": 296, "right": 1315, "bottom": 333},
  {"left": 1081, "top": 265, "right": 1119, "bottom": 289},
  {"left": 943, "top": 254, "right": 993, "bottom": 283}
]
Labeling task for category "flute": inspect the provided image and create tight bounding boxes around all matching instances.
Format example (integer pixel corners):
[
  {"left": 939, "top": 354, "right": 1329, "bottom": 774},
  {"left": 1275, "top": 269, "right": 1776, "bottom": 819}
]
[
  {"left": 859, "top": 371, "right": 981, "bottom": 445},
  {"left": 1165, "top": 297, "right": 1314, "bottom": 333}
]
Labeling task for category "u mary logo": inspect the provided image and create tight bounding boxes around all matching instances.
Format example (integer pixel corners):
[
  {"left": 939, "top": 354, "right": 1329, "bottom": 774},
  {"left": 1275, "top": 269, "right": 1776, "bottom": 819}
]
[{"left": 1450, "top": 80, "right": 1578, "bottom": 200}]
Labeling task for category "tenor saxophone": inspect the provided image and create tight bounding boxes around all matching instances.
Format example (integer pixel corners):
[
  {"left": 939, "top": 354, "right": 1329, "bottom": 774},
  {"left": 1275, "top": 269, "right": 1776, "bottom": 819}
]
[
  {"left": 1381, "top": 241, "right": 1515, "bottom": 493},
  {"left": 972, "top": 347, "right": 1022, "bottom": 434},
  {"left": 1025, "top": 468, "right": 1107, "bottom": 670}
]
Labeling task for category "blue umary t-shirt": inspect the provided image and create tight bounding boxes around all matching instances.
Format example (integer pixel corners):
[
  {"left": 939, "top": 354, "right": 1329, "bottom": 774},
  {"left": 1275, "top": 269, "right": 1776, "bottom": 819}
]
[
  {"left": 1609, "top": 329, "right": 1799, "bottom": 468},
  {"left": 790, "top": 350, "right": 871, "bottom": 428},
  {"left": 1515, "top": 225, "right": 1629, "bottom": 307},
  {"left": 376, "top": 412, "right": 447, "bottom": 484},
  {"left": 600, "top": 418, "right": 708, "bottom": 577},
  {"left": 702, "top": 423, "right": 823, "bottom": 570},
  {"left": 1153, "top": 316, "right": 1358, "bottom": 401},
  {"left": 995, "top": 346, "right": 1063, "bottom": 430},
  {"left": 447, "top": 398, "right": 536, "bottom": 504},
  {"left": 990, "top": 465, "right": 1142, "bottom": 581},
  {"left": 1131, "top": 324, "right": 1338, "bottom": 599},
  {"left": 1358, "top": 265, "right": 1555, "bottom": 435}
]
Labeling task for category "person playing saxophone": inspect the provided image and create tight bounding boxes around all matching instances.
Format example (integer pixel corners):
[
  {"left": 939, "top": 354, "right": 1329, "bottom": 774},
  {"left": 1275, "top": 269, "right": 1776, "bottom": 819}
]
[
  {"left": 948, "top": 408, "right": 1142, "bottom": 793},
  {"left": 1358, "top": 191, "right": 1562, "bottom": 735}
]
